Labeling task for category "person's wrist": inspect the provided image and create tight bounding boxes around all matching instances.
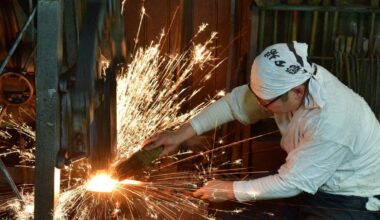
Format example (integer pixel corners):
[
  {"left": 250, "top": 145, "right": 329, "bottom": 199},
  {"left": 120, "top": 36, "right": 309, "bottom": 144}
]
[
  {"left": 172, "top": 130, "right": 183, "bottom": 146},
  {"left": 175, "top": 123, "right": 192, "bottom": 144}
]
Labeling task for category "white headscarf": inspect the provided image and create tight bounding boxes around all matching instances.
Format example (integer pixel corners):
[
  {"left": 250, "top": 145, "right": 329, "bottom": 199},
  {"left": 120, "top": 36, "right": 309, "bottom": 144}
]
[{"left": 250, "top": 41, "right": 325, "bottom": 108}]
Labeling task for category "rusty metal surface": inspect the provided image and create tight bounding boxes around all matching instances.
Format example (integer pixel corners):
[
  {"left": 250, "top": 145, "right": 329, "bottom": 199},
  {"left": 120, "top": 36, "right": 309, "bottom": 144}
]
[{"left": 35, "top": 0, "right": 63, "bottom": 219}]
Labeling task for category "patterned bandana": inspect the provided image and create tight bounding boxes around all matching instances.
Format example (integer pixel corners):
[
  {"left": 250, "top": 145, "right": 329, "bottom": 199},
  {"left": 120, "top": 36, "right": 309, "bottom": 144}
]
[{"left": 250, "top": 41, "right": 324, "bottom": 108}]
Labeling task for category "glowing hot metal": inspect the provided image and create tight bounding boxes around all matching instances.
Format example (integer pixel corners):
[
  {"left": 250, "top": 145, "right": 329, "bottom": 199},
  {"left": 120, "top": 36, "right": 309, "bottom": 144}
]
[
  {"left": 119, "top": 179, "right": 142, "bottom": 185},
  {"left": 86, "top": 174, "right": 118, "bottom": 193}
]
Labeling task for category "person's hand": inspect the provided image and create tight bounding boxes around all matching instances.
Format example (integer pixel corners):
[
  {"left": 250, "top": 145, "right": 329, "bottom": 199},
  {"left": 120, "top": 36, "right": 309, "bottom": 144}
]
[
  {"left": 143, "top": 130, "right": 181, "bottom": 157},
  {"left": 192, "top": 180, "right": 235, "bottom": 202}
]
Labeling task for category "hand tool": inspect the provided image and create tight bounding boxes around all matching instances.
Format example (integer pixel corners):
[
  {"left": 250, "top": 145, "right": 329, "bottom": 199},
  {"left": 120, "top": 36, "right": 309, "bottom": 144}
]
[
  {"left": 334, "top": 37, "right": 340, "bottom": 76},
  {"left": 356, "top": 15, "right": 364, "bottom": 94},
  {"left": 321, "top": 10, "right": 329, "bottom": 67},
  {"left": 360, "top": 38, "right": 369, "bottom": 96},
  {"left": 310, "top": 11, "right": 319, "bottom": 56},
  {"left": 338, "top": 36, "right": 345, "bottom": 81},
  {"left": 349, "top": 18, "right": 357, "bottom": 90},
  {"left": 373, "top": 37, "right": 380, "bottom": 114},
  {"left": 114, "top": 146, "right": 163, "bottom": 180},
  {"left": 345, "top": 35, "right": 353, "bottom": 87},
  {"left": 373, "top": 16, "right": 380, "bottom": 117}
]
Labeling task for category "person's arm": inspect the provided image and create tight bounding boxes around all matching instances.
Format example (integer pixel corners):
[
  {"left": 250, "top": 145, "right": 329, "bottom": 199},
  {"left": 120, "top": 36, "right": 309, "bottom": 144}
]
[
  {"left": 191, "top": 84, "right": 271, "bottom": 135},
  {"left": 193, "top": 137, "right": 351, "bottom": 202},
  {"left": 144, "top": 84, "right": 270, "bottom": 155},
  {"left": 233, "top": 175, "right": 301, "bottom": 201},
  {"left": 233, "top": 140, "right": 350, "bottom": 202}
]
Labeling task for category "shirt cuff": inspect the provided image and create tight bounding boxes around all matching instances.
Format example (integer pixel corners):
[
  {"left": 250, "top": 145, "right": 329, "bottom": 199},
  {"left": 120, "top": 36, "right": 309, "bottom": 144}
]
[
  {"left": 233, "top": 175, "right": 302, "bottom": 202},
  {"left": 233, "top": 181, "right": 256, "bottom": 202}
]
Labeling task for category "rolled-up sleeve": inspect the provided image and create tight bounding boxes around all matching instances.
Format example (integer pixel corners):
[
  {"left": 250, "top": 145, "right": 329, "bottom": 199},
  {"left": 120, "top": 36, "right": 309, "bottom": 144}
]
[
  {"left": 190, "top": 85, "right": 271, "bottom": 135},
  {"left": 233, "top": 139, "right": 350, "bottom": 201},
  {"left": 278, "top": 139, "right": 350, "bottom": 194}
]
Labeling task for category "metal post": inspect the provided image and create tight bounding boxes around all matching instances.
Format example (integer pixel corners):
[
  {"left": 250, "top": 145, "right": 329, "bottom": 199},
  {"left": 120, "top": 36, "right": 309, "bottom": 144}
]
[{"left": 35, "top": 0, "right": 63, "bottom": 219}]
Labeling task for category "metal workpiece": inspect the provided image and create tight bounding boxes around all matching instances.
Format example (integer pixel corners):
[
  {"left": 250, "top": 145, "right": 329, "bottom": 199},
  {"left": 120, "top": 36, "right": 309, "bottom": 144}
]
[{"left": 35, "top": 0, "right": 63, "bottom": 219}]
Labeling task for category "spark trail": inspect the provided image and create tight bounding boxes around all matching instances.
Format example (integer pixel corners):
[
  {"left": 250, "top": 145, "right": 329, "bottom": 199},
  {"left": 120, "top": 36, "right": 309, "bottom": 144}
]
[{"left": 114, "top": 26, "right": 222, "bottom": 162}]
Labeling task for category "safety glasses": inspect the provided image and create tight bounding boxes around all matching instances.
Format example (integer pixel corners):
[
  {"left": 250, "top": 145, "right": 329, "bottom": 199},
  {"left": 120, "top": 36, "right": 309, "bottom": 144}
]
[{"left": 247, "top": 84, "right": 284, "bottom": 109}]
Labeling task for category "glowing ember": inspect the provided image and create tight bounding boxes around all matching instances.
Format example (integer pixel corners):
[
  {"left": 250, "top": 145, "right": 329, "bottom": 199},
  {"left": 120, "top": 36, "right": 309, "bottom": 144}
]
[
  {"left": 86, "top": 174, "right": 118, "bottom": 193},
  {"left": 119, "top": 179, "right": 142, "bottom": 185}
]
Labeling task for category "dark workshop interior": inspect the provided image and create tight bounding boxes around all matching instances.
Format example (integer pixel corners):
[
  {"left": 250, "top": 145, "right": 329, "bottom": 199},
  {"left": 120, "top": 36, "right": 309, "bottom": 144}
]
[{"left": 0, "top": 0, "right": 380, "bottom": 219}]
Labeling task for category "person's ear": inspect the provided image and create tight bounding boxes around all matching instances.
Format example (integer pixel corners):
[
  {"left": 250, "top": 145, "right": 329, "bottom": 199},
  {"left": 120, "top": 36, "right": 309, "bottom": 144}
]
[{"left": 291, "top": 85, "right": 305, "bottom": 99}]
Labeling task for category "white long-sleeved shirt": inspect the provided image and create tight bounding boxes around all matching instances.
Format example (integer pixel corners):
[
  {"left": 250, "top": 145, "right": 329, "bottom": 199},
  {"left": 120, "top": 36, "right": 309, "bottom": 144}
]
[{"left": 190, "top": 65, "right": 380, "bottom": 209}]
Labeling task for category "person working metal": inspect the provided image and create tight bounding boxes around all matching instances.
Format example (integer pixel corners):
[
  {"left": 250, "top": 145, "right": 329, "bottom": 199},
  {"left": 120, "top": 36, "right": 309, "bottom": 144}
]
[{"left": 143, "top": 42, "right": 380, "bottom": 219}]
